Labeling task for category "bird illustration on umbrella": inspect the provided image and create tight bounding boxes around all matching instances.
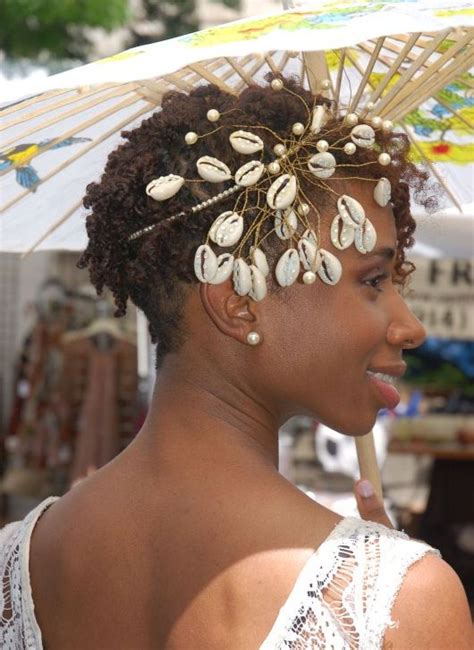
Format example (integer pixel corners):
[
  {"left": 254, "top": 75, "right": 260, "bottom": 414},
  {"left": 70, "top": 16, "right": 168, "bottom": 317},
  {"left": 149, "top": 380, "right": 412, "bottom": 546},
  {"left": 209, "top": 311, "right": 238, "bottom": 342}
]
[{"left": 0, "top": 136, "right": 91, "bottom": 190}]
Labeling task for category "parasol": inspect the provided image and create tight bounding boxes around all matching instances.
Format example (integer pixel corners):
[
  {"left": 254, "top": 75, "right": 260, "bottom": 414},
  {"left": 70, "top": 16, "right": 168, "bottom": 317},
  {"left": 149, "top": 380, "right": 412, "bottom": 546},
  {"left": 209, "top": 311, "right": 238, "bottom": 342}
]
[{"left": 1, "top": 0, "right": 473, "bottom": 497}]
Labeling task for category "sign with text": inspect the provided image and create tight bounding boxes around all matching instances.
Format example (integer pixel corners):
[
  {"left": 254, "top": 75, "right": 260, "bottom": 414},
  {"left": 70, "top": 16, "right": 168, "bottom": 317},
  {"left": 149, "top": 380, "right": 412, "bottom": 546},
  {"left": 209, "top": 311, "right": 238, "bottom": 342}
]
[{"left": 405, "top": 258, "right": 473, "bottom": 340}]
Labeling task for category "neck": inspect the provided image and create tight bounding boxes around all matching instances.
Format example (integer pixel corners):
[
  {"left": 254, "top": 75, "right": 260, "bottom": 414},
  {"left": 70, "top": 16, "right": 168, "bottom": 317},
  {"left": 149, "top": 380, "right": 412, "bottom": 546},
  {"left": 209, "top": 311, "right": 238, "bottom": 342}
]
[{"left": 130, "top": 355, "right": 282, "bottom": 482}]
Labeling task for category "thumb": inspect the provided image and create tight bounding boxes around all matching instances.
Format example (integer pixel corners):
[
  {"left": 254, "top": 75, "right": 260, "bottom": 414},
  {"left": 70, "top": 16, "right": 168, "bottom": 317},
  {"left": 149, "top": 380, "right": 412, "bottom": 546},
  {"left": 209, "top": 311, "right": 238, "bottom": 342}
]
[{"left": 354, "top": 479, "right": 393, "bottom": 528}]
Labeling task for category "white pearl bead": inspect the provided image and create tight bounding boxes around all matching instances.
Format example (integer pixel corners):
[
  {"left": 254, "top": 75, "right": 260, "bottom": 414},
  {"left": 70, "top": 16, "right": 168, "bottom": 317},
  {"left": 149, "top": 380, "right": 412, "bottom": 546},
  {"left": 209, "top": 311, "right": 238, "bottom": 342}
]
[
  {"left": 246, "top": 331, "right": 261, "bottom": 345},
  {"left": 185, "top": 131, "right": 198, "bottom": 145},
  {"left": 273, "top": 143, "right": 286, "bottom": 156},
  {"left": 271, "top": 79, "right": 283, "bottom": 90},
  {"left": 298, "top": 203, "right": 310, "bottom": 216},
  {"left": 382, "top": 119, "right": 393, "bottom": 132},
  {"left": 371, "top": 116, "right": 382, "bottom": 128},
  {"left": 292, "top": 122, "right": 305, "bottom": 136},
  {"left": 316, "top": 139, "right": 329, "bottom": 152},
  {"left": 321, "top": 79, "right": 331, "bottom": 90},
  {"left": 268, "top": 161, "right": 281, "bottom": 174},
  {"left": 378, "top": 152, "right": 391, "bottom": 166},
  {"left": 366, "top": 101, "right": 375, "bottom": 111},
  {"left": 207, "top": 109, "right": 220, "bottom": 122},
  {"left": 344, "top": 113, "right": 358, "bottom": 126},
  {"left": 344, "top": 142, "right": 356, "bottom": 155},
  {"left": 303, "top": 271, "right": 316, "bottom": 284}
]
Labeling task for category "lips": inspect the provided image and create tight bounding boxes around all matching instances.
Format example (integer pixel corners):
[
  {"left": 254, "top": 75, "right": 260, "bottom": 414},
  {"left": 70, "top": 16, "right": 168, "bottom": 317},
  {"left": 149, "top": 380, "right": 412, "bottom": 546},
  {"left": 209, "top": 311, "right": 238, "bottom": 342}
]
[{"left": 365, "top": 363, "right": 406, "bottom": 409}]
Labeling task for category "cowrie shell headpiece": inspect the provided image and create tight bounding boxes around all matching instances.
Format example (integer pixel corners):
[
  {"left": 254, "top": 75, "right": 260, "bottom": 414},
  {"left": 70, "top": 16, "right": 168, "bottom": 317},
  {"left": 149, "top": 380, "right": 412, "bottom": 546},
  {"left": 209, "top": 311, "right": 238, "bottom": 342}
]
[{"left": 128, "top": 77, "right": 393, "bottom": 301}]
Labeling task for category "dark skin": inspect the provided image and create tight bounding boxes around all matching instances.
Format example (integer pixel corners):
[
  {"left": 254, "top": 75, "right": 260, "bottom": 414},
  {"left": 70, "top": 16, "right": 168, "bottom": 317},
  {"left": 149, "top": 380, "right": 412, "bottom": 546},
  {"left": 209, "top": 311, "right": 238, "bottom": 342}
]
[{"left": 28, "top": 180, "right": 472, "bottom": 649}]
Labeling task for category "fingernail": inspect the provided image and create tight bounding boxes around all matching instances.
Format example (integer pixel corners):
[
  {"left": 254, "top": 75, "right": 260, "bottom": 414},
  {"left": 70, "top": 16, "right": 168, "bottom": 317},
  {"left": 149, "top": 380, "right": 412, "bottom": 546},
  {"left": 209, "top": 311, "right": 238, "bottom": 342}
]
[{"left": 357, "top": 479, "right": 374, "bottom": 498}]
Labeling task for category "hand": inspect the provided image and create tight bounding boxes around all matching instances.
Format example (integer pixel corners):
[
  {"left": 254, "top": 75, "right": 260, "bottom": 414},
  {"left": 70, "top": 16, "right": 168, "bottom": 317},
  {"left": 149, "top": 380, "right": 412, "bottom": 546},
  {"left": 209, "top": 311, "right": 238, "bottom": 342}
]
[{"left": 354, "top": 479, "right": 393, "bottom": 528}]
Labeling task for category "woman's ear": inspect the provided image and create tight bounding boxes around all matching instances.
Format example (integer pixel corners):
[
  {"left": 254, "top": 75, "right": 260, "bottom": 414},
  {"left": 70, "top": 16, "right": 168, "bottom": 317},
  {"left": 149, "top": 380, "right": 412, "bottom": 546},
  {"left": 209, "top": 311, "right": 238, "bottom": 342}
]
[{"left": 199, "top": 280, "right": 259, "bottom": 344}]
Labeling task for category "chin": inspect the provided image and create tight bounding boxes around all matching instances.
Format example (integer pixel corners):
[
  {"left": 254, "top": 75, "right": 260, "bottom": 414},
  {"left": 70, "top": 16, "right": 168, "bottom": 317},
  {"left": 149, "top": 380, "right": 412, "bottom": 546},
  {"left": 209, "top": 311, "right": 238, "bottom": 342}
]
[{"left": 319, "top": 411, "right": 378, "bottom": 438}]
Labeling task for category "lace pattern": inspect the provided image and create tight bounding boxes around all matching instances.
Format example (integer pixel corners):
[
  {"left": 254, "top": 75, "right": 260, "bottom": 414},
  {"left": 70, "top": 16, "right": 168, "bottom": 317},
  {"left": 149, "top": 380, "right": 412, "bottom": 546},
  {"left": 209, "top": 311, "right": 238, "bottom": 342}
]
[
  {"left": 0, "top": 497, "right": 59, "bottom": 649},
  {"left": 259, "top": 517, "right": 440, "bottom": 649}
]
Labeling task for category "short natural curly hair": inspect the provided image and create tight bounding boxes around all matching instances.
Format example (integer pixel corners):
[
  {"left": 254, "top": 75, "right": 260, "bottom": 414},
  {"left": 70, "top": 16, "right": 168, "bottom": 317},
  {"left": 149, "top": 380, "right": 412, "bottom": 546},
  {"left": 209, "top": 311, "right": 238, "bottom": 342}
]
[{"left": 78, "top": 73, "right": 439, "bottom": 368}]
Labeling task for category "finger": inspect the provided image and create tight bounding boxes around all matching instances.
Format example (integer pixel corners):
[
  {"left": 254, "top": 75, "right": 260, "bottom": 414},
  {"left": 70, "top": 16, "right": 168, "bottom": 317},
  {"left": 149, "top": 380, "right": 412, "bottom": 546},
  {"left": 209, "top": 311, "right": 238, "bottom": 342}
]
[{"left": 354, "top": 479, "right": 393, "bottom": 528}]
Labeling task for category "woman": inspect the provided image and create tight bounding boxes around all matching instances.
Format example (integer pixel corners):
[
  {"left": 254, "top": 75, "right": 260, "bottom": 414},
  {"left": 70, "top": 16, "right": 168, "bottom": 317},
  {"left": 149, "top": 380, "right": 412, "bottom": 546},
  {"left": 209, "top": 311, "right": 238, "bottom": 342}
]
[{"left": 1, "top": 74, "right": 472, "bottom": 649}]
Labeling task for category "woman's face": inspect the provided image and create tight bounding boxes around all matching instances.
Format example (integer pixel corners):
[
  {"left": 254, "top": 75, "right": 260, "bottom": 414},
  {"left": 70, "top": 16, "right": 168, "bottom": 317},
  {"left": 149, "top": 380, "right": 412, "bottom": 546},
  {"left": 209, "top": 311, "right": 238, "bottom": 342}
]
[{"left": 254, "top": 179, "right": 426, "bottom": 435}]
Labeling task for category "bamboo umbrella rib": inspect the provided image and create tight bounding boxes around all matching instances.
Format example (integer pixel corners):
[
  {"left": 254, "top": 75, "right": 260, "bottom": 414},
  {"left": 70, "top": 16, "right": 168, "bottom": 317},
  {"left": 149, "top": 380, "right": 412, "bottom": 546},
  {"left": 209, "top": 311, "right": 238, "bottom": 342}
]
[
  {"left": 224, "top": 57, "right": 255, "bottom": 87},
  {"left": 388, "top": 48, "right": 474, "bottom": 121},
  {"left": 375, "top": 28, "right": 451, "bottom": 114},
  {"left": 433, "top": 94, "right": 473, "bottom": 130},
  {"left": 263, "top": 53, "right": 279, "bottom": 74},
  {"left": 21, "top": 198, "right": 84, "bottom": 257},
  {"left": 381, "top": 31, "right": 473, "bottom": 116},
  {"left": 299, "top": 55, "right": 306, "bottom": 86},
  {"left": 0, "top": 88, "right": 72, "bottom": 118},
  {"left": 303, "top": 51, "right": 330, "bottom": 94},
  {"left": 235, "top": 52, "right": 277, "bottom": 95},
  {"left": 401, "top": 124, "right": 464, "bottom": 212},
  {"left": 359, "top": 39, "right": 473, "bottom": 128},
  {"left": 349, "top": 37, "right": 385, "bottom": 112},
  {"left": 0, "top": 83, "right": 131, "bottom": 132},
  {"left": 365, "top": 33, "right": 421, "bottom": 106},
  {"left": 1, "top": 83, "right": 140, "bottom": 150},
  {"left": 135, "top": 86, "right": 166, "bottom": 105},
  {"left": 358, "top": 38, "right": 422, "bottom": 70},
  {"left": 131, "top": 53, "right": 259, "bottom": 99},
  {"left": 333, "top": 48, "right": 346, "bottom": 111},
  {"left": 161, "top": 73, "right": 194, "bottom": 92},
  {"left": 1, "top": 102, "right": 156, "bottom": 217},
  {"left": 186, "top": 63, "right": 237, "bottom": 94},
  {"left": 0, "top": 93, "right": 152, "bottom": 182}
]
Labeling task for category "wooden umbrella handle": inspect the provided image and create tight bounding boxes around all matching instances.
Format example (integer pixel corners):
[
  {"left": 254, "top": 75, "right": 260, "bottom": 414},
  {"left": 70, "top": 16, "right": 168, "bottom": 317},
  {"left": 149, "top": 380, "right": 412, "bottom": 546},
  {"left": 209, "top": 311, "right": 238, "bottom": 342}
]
[{"left": 355, "top": 431, "right": 383, "bottom": 500}]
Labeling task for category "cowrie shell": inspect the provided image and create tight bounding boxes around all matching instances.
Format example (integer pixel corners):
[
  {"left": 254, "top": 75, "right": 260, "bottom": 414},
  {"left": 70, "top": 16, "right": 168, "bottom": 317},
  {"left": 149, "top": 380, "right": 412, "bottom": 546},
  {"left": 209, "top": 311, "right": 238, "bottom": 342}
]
[
  {"left": 248, "top": 265, "right": 268, "bottom": 302},
  {"left": 310, "top": 105, "right": 328, "bottom": 134},
  {"left": 235, "top": 160, "right": 265, "bottom": 187},
  {"left": 209, "top": 211, "right": 243, "bottom": 247},
  {"left": 354, "top": 218, "right": 377, "bottom": 254},
  {"left": 145, "top": 174, "right": 184, "bottom": 201},
  {"left": 209, "top": 254, "right": 234, "bottom": 284},
  {"left": 267, "top": 174, "right": 297, "bottom": 210},
  {"left": 318, "top": 249, "right": 342, "bottom": 285},
  {"left": 337, "top": 194, "right": 366, "bottom": 227},
  {"left": 229, "top": 130, "right": 264, "bottom": 155},
  {"left": 298, "top": 238, "right": 317, "bottom": 271},
  {"left": 275, "top": 249, "right": 300, "bottom": 287},
  {"left": 275, "top": 207, "right": 298, "bottom": 240},
  {"left": 330, "top": 215, "right": 355, "bottom": 250},
  {"left": 307, "top": 152, "right": 336, "bottom": 179},
  {"left": 194, "top": 245, "right": 218, "bottom": 283},
  {"left": 302, "top": 228, "right": 318, "bottom": 247},
  {"left": 373, "top": 177, "right": 391, "bottom": 207},
  {"left": 197, "top": 156, "right": 232, "bottom": 182},
  {"left": 250, "top": 247, "right": 270, "bottom": 277},
  {"left": 350, "top": 124, "right": 375, "bottom": 148},
  {"left": 233, "top": 258, "right": 252, "bottom": 296}
]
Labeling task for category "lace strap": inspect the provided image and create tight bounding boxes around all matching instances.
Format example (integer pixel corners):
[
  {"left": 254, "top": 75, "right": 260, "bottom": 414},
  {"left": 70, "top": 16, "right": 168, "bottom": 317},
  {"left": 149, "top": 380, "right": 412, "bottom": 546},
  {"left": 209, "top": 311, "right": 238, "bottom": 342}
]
[{"left": 362, "top": 527, "right": 441, "bottom": 648}]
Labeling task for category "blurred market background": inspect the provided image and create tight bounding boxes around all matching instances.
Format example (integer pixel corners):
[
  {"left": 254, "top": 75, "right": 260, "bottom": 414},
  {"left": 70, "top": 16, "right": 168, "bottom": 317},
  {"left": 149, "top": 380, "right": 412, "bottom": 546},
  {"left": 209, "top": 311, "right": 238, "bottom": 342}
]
[{"left": 1, "top": 0, "right": 473, "bottom": 610}]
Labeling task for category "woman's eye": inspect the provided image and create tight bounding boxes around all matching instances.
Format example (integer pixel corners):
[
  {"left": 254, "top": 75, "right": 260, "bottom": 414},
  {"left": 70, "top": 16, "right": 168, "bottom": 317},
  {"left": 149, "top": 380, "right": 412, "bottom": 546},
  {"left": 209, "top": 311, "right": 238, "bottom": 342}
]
[{"left": 364, "top": 273, "right": 389, "bottom": 292}]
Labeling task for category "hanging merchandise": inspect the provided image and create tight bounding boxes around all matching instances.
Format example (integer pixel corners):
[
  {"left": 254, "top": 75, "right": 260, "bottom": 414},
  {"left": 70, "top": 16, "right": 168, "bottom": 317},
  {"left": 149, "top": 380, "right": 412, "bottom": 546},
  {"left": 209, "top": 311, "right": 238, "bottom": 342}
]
[
  {"left": 2, "top": 286, "right": 140, "bottom": 498},
  {"left": 59, "top": 311, "right": 138, "bottom": 486}
]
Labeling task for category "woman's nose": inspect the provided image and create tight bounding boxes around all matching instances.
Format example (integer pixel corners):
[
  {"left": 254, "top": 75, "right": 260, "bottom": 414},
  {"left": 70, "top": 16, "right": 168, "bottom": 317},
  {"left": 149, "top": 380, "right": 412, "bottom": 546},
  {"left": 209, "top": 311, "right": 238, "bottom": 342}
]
[{"left": 386, "top": 295, "right": 427, "bottom": 350}]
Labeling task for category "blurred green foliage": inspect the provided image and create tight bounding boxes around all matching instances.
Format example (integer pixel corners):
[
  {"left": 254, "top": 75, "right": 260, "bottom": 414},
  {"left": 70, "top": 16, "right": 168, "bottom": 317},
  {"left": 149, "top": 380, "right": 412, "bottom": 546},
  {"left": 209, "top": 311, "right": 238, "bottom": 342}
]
[
  {"left": 0, "top": 0, "right": 129, "bottom": 58},
  {"left": 0, "top": 0, "right": 243, "bottom": 59}
]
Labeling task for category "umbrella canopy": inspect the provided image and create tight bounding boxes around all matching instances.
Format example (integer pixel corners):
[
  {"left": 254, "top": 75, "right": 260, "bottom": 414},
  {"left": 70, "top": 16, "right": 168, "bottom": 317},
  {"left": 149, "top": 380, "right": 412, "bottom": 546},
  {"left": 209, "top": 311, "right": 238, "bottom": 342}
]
[{"left": 1, "top": 0, "right": 473, "bottom": 253}]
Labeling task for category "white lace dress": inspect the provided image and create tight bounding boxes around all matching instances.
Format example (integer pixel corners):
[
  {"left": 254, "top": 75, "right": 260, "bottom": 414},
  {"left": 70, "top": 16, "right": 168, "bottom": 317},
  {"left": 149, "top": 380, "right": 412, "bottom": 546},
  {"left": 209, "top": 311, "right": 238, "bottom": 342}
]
[{"left": 0, "top": 497, "right": 439, "bottom": 649}]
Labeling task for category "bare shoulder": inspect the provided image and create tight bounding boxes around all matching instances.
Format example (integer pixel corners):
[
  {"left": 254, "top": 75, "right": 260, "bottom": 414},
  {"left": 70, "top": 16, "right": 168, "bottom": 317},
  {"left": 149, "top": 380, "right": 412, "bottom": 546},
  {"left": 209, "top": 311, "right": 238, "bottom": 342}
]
[{"left": 385, "top": 552, "right": 473, "bottom": 649}]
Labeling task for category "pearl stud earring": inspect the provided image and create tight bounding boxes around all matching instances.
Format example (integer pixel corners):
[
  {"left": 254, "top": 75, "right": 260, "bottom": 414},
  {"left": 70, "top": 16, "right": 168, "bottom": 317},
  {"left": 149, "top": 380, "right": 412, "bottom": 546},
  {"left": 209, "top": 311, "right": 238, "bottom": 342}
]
[{"left": 247, "top": 331, "right": 261, "bottom": 346}]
